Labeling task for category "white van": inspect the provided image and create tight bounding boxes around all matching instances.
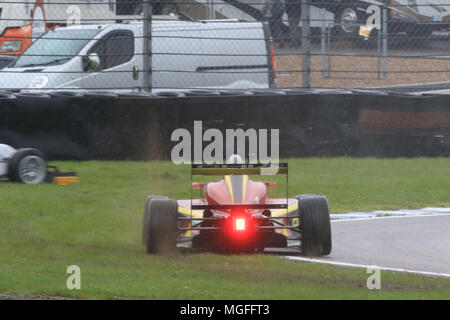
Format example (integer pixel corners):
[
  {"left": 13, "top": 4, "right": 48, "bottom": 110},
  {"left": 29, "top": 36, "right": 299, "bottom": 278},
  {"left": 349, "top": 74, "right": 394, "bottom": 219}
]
[{"left": 0, "top": 20, "right": 277, "bottom": 92}]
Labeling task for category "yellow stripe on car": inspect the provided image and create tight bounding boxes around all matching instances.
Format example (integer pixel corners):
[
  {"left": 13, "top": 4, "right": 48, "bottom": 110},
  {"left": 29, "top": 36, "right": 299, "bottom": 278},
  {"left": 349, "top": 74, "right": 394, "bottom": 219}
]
[
  {"left": 271, "top": 202, "right": 298, "bottom": 217},
  {"left": 225, "top": 175, "right": 234, "bottom": 204},
  {"left": 178, "top": 206, "right": 203, "bottom": 219},
  {"left": 242, "top": 175, "right": 248, "bottom": 201}
]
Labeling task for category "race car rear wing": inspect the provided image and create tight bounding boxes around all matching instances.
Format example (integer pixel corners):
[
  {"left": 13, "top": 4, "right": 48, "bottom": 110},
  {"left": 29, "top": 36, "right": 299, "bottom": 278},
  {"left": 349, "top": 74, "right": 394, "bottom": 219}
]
[
  {"left": 190, "top": 163, "right": 289, "bottom": 211},
  {"left": 191, "top": 163, "right": 288, "bottom": 176}
]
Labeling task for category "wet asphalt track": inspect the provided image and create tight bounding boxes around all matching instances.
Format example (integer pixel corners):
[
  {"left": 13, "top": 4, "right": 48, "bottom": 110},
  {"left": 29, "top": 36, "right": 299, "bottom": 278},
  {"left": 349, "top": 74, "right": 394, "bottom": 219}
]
[{"left": 322, "top": 214, "right": 450, "bottom": 274}]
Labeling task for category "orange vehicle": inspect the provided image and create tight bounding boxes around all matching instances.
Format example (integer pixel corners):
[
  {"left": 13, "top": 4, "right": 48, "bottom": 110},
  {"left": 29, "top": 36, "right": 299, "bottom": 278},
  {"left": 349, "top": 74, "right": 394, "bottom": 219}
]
[
  {"left": 0, "top": 0, "right": 49, "bottom": 55},
  {"left": 0, "top": 0, "right": 142, "bottom": 56},
  {"left": 0, "top": 23, "right": 47, "bottom": 56}
]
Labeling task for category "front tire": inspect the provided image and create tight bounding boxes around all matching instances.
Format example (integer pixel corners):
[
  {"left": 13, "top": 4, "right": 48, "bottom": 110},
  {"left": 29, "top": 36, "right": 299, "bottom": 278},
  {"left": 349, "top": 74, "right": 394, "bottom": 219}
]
[
  {"left": 143, "top": 197, "right": 178, "bottom": 254},
  {"left": 8, "top": 148, "right": 47, "bottom": 184},
  {"left": 296, "top": 194, "right": 332, "bottom": 256}
]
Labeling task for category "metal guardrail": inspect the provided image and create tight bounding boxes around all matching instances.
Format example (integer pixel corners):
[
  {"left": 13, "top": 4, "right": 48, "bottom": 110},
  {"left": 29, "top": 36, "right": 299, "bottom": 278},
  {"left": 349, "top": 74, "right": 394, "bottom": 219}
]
[{"left": 320, "top": 15, "right": 388, "bottom": 81}]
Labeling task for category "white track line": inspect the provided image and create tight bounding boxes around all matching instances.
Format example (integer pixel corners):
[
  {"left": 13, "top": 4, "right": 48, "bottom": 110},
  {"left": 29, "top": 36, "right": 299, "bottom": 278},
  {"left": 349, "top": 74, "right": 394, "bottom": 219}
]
[
  {"left": 331, "top": 212, "right": 450, "bottom": 223},
  {"left": 285, "top": 213, "right": 450, "bottom": 278},
  {"left": 330, "top": 207, "right": 450, "bottom": 221},
  {"left": 285, "top": 256, "right": 450, "bottom": 278}
]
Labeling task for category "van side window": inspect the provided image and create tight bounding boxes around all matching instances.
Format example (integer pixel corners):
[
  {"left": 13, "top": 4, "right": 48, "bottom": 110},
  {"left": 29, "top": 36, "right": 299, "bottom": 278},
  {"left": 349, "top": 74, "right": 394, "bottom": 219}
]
[{"left": 89, "top": 30, "right": 134, "bottom": 70}]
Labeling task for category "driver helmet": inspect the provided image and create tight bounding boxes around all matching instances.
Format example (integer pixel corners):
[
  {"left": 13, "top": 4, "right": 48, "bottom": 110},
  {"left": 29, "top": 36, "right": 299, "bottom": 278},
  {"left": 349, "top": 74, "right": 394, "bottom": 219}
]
[{"left": 227, "top": 154, "right": 243, "bottom": 164}]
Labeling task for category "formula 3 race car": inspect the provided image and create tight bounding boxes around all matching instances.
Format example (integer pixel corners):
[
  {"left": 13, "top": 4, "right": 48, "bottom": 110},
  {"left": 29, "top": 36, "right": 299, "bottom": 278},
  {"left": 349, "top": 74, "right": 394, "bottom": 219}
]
[
  {"left": 142, "top": 158, "right": 332, "bottom": 256},
  {"left": 0, "top": 143, "right": 79, "bottom": 185}
]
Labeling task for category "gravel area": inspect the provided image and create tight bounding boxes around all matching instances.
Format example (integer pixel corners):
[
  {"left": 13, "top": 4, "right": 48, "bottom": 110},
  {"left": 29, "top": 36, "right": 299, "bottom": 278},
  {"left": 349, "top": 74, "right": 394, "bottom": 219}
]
[{"left": 274, "top": 40, "right": 450, "bottom": 89}]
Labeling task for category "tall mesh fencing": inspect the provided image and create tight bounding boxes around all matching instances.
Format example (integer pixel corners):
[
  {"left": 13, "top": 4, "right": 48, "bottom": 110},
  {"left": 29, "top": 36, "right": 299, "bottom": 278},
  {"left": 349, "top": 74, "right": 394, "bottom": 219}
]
[{"left": 0, "top": 0, "right": 449, "bottom": 92}]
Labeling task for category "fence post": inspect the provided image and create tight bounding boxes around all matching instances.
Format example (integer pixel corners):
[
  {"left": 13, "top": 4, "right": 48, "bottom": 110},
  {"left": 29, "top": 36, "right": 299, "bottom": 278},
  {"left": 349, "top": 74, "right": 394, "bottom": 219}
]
[
  {"left": 301, "top": 0, "right": 311, "bottom": 88},
  {"left": 382, "top": 6, "right": 388, "bottom": 79},
  {"left": 206, "top": 0, "right": 216, "bottom": 19},
  {"left": 320, "top": 7, "right": 326, "bottom": 78},
  {"left": 377, "top": 12, "right": 382, "bottom": 80},
  {"left": 143, "top": 0, "right": 152, "bottom": 92}
]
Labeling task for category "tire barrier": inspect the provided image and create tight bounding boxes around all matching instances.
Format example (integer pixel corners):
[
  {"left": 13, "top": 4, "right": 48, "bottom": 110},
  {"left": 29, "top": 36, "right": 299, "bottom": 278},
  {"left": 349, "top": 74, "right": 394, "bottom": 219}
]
[
  {"left": 0, "top": 90, "right": 448, "bottom": 160},
  {"left": 356, "top": 93, "right": 450, "bottom": 157}
]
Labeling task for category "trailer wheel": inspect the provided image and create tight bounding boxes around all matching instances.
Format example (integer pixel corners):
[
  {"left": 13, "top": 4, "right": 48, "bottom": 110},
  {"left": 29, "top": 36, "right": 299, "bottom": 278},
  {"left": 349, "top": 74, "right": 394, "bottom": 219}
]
[
  {"left": 143, "top": 197, "right": 178, "bottom": 254},
  {"left": 8, "top": 148, "right": 47, "bottom": 184},
  {"left": 296, "top": 195, "right": 332, "bottom": 256},
  {"left": 335, "top": 6, "right": 365, "bottom": 39}
]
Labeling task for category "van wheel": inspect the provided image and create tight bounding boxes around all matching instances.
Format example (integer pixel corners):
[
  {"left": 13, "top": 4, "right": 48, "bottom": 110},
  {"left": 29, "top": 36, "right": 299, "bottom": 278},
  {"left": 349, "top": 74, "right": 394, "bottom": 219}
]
[
  {"left": 296, "top": 194, "right": 332, "bottom": 256},
  {"left": 8, "top": 148, "right": 47, "bottom": 184},
  {"left": 143, "top": 198, "right": 178, "bottom": 254}
]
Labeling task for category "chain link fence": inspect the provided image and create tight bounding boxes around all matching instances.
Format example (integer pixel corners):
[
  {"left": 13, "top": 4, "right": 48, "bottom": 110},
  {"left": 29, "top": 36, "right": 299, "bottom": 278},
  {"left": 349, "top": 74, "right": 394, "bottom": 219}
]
[{"left": 0, "top": 0, "right": 449, "bottom": 92}]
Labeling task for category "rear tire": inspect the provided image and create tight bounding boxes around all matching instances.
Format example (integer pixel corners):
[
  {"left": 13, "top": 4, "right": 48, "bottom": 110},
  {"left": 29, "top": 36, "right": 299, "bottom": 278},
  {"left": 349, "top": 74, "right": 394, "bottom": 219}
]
[
  {"left": 142, "top": 196, "right": 167, "bottom": 245},
  {"left": 8, "top": 148, "right": 47, "bottom": 184},
  {"left": 296, "top": 194, "right": 332, "bottom": 256},
  {"left": 143, "top": 197, "right": 178, "bottom": 254}
]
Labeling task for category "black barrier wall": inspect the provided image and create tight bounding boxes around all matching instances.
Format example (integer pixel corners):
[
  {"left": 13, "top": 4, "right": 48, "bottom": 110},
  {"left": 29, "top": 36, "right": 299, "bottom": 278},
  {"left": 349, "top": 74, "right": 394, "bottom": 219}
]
[{"left": 0, "top": 90, "right": 449, "bottom": 160}]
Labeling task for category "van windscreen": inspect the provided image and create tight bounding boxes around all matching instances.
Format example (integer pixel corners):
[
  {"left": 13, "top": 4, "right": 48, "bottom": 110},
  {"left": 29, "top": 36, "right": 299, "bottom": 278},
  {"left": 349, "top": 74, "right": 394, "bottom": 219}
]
[{"left": 14, "top": 29, "right": 101, "bottom": 68}]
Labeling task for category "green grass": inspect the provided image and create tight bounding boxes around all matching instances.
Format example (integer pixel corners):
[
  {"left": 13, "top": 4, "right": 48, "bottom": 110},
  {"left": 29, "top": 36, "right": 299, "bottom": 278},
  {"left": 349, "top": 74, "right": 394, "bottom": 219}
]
[{"left": 0, "top": 158, "right": 449, "bottom": 299}]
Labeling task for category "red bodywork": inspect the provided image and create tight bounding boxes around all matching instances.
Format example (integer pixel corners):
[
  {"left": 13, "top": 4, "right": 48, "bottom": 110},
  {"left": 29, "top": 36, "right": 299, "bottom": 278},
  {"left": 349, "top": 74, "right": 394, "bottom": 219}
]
[
  {"left": 178, "top": 175, "right": 297, "bottom": 219},
  {"left": 205, "top": 175, "right": 267, "bottom": 206},
  {"left": 177, "top": 174, "right": 298, "bottom": 251}
]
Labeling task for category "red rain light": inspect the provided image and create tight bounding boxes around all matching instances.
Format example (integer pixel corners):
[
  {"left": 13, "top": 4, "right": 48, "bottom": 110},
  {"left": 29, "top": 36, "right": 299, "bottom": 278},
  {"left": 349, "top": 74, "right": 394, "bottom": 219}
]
[{"left": 234, "top": 218, "right": 246, "bottom": 231}]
